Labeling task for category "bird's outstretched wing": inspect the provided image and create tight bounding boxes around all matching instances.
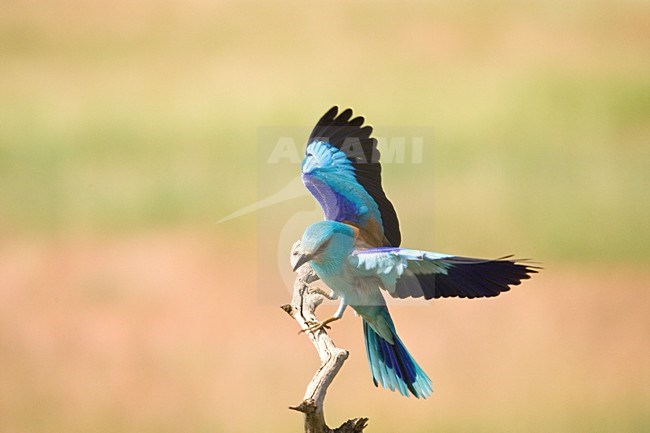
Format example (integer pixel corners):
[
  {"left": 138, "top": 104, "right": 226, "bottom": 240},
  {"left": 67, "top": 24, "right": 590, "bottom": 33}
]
[
  {"left": 350, "top": 248, "right": 539, "bottom": 299},
  {"left": 302, "top": 106, "right": 401, "bottom": 247}
]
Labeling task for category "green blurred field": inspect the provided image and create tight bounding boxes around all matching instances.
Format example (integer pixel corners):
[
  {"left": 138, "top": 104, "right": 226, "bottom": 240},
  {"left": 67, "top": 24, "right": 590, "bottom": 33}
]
[{"left": 1, "top": 1, "right": 649, "bottom": 432}]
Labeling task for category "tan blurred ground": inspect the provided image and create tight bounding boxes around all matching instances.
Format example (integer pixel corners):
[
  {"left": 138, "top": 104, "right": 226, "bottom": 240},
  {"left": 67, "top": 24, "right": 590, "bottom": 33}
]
[{"left": 0, "top": 231, "right": 648, "bottom": 433}]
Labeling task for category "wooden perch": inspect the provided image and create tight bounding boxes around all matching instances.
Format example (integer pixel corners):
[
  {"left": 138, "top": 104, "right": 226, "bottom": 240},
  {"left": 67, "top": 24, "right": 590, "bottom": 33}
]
[{"left": 281, "top": 241, "right": 368, "bottom": 433}]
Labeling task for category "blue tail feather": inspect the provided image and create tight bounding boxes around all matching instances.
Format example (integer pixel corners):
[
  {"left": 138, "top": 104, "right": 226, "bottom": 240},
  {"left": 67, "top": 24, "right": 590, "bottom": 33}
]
[{"left": 362, "top": 309, "right": 432, "bottom": 398}]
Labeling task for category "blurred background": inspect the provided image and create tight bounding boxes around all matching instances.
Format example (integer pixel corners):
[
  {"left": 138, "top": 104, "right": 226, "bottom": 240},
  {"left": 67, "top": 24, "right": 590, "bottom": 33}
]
[{"left": 1, "top": 1, "right": 649, "bottom": 432}]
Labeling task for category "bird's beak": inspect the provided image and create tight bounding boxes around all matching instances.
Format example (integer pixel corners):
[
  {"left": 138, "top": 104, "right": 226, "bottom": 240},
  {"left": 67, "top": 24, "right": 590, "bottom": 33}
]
[{"left": 292, "top": 252, "right": 313, "bottom": 272}]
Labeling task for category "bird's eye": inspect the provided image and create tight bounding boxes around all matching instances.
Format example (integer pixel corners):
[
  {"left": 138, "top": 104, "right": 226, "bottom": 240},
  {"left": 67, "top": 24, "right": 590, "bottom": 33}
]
[{"left": 316, "top": 238, "right": 332, "bottom": 253}]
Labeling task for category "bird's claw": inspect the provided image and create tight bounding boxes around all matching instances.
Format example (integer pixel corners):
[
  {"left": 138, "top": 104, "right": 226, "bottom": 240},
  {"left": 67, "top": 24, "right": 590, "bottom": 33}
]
[
  {"left": 298, "top": 320, "right": 331, "bottom": 334},
  {"left": 306, "top": 286, "right": 337, "bottom": 300},
  {"left": 298, "top": 317, "right": 339, "bottom": 334}
]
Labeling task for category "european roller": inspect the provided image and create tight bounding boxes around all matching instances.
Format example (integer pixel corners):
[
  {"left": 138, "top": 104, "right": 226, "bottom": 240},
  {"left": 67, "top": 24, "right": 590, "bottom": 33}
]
[{"left": 293, "top": 106, "right": 538, "bottom": 399}]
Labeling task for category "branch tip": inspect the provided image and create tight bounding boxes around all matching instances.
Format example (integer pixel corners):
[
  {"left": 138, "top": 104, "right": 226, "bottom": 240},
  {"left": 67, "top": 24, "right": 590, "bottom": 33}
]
[
  {"left": 281, "top": 304, "right": 294, "bottom": 316},
  {"left": 289, "top": 399, "right": 317, "bottom": 414},
  {"left": 332, "top": 417, "right": 369, "bottom": 433}
]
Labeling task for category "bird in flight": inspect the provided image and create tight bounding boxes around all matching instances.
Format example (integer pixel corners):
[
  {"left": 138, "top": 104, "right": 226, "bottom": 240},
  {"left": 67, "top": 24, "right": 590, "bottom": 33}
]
[{"left": 292, "top": 106, "right": 538, "bottom": 399}]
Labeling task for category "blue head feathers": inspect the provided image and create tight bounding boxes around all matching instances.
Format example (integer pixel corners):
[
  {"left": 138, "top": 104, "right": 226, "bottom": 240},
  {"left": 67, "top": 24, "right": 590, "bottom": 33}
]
[{"left": 293, "top": 221, "right": 356, "bottom": 271}]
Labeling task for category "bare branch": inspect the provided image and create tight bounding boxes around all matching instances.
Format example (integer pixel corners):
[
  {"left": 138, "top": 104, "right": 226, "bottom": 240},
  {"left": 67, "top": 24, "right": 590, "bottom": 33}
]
[{"left": 283, "top": 241, "right": 368, "bottom": 433}]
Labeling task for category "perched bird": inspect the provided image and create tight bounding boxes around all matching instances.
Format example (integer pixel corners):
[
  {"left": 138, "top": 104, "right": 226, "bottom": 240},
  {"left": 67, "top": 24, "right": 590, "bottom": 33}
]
[{"left": 293, "top": 106, "right": 538, "bottom": 399}]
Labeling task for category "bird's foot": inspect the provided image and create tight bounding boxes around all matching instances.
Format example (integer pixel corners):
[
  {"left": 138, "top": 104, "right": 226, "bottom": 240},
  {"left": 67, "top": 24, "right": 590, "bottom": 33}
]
[
  {"left": 298, "top": 316, "right": 341, "bottom": 334},
  {"left": 307, "top": 286, "right": 338, "bottom": 300}
]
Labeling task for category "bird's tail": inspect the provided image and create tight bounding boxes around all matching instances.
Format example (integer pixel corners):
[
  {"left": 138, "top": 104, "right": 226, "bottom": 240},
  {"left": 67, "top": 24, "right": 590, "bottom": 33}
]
[{"left": 361, "top": 307, "right": 432, "bottom": 398}]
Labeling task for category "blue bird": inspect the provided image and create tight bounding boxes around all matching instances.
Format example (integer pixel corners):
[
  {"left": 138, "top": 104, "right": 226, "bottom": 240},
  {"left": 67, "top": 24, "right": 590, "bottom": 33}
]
[{"left": 293, "top": 107, "right": 538, "bottom": 399}]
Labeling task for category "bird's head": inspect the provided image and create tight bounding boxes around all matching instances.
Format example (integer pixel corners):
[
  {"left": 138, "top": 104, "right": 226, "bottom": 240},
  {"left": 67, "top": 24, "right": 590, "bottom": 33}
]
[{"left": 292, "top": 221, "right": 356, "bottom": 272}]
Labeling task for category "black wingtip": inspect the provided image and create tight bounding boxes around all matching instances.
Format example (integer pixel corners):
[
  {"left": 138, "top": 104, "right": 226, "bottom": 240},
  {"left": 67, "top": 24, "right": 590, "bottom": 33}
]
[
  {"left": 323, "top": 106, "right": 338, "bottom": 119},
  {"left": 338, "top": 108, "right": 353, "bottom": 122},
  {"left": 498, "top": 256, "right": 543, "bottom": 274},
  {"left": 417, "top": 255, "right": 540, "bottom": 299}
]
